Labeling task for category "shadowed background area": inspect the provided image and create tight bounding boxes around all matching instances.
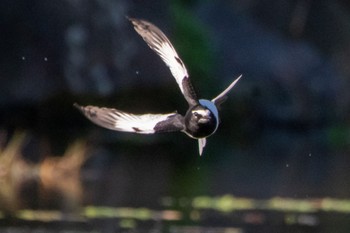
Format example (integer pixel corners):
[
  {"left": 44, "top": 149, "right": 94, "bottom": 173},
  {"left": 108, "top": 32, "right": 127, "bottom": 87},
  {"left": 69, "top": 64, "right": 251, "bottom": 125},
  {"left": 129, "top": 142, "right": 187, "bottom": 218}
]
[{"left": 1, "top": 0, "right": 350, "bottom": 232}]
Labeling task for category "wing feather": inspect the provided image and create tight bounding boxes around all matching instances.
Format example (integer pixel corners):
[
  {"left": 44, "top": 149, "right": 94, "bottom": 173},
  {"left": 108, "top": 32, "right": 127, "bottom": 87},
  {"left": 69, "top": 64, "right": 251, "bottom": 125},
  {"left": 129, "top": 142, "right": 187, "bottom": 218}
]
[
  {"left": 129, "top": 17, "right": 198, "bottom": 106},
  {"left": 74, "top": 104, "right": 184, "bottom": 134},
  {"left": 212, "top": 75, "right": 242, "bottom": 107}
]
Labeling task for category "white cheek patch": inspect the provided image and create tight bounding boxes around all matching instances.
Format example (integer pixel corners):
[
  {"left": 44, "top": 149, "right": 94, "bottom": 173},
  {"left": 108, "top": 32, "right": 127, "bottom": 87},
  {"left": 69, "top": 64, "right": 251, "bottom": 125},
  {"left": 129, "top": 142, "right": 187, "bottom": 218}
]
[{"left": 192, "top": 109, "right": 210, "bottom": 117}]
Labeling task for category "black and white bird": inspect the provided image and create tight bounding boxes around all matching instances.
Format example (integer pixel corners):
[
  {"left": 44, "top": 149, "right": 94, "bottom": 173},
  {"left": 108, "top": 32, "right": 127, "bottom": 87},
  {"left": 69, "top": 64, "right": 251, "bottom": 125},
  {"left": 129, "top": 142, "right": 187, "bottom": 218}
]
[{"left": 74, "top": 18, "right": 242, "bottom": 155}]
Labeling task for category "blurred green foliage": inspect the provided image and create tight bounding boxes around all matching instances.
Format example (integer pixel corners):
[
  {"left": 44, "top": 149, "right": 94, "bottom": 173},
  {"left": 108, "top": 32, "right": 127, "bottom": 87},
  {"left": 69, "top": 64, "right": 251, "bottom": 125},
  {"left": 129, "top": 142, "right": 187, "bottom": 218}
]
[{"left": 170, "top": 0, "right": 216, "bottom": 96}]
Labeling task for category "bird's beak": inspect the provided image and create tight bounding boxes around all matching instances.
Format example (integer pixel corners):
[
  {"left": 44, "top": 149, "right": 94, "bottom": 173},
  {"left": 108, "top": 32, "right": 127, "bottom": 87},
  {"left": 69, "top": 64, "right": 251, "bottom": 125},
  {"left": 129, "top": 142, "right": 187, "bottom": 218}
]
[{"left": 198, "top": 116, "right": 211, "bottom": 124}]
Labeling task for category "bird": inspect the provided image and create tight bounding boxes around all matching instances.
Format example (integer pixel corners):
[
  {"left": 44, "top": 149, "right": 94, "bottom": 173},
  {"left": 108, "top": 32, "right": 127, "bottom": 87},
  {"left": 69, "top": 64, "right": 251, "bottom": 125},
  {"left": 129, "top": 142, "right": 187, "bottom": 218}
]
[{"left": 74, "top": 17, "right": 242, "bottom": 155}]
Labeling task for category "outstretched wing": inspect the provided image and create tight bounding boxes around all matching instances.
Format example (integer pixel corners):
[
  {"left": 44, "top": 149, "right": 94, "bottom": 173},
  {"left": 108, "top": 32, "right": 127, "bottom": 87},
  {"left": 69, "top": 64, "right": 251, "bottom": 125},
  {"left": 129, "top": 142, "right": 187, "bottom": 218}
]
[
  {"left": 74, "top": 104, "right": 184, "bottom": 134},
  {"left": 129, "top": 17, "right": 198, "bottom": 106},
  {"left": 212, "top": 74, "right": 242, "bottom": 107}
]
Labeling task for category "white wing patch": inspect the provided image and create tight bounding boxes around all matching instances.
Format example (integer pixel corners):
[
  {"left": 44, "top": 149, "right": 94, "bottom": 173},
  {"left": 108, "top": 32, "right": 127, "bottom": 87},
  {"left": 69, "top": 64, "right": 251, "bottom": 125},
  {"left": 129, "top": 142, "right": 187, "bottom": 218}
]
[
  {"left": 109, "top": 111, "right": 176, "bottom": 134},
  {"left": 75, "top": 104, "right": 177, "bottom": 134},
  {"left": 129, "top": 18, "right": 198, "bottom": 105},
  {"left": 154, "top": 41, "right": 188, "bottom": 94}
]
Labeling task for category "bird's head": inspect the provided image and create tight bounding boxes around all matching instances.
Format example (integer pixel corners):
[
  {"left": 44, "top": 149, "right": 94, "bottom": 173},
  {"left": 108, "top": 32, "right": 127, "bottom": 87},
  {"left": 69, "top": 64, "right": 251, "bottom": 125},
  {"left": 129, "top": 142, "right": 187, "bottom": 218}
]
[
  {"left": 188, "top": 99, "right": 219, "bottom": 126},
  {"left": 191, "top": 107, "right": 213, "bottom": 124},
  {"left": 184, "top": 99, "right": 219, "bottom": 138}
]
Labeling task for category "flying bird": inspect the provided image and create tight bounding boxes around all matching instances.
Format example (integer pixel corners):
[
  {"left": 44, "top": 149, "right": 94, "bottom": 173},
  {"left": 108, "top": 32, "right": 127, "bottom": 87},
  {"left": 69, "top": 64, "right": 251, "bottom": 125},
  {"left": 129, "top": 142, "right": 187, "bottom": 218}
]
[{"left": 74, "top": 17, "right": 242, "bottom": 155}]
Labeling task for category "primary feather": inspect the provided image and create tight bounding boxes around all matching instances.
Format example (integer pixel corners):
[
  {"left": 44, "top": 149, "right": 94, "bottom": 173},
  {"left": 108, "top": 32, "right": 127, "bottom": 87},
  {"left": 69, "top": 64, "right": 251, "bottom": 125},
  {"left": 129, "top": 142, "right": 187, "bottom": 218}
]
[
  {"left": 129, "top": 18, "right": 198, "bottom": 106},
  {"left": 74, "top": 104, "right": 183, "bottom": 134},
  {"left": 212, "top": 75, "right": 242, "bottom": 106}
]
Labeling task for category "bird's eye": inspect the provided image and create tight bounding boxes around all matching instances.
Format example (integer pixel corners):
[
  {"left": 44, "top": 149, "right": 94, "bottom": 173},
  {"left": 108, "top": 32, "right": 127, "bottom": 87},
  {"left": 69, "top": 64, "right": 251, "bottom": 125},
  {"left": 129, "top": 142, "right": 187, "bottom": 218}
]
[{"left": 193, "top": 112, "right": 200, "bottom": 117}]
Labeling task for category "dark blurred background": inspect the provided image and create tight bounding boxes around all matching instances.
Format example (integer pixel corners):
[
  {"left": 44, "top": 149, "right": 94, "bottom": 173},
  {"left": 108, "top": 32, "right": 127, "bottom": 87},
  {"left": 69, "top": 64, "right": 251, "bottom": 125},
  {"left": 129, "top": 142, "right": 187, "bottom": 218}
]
[{"left": 1, "top": 0, "right": 350, "bottom": 232}]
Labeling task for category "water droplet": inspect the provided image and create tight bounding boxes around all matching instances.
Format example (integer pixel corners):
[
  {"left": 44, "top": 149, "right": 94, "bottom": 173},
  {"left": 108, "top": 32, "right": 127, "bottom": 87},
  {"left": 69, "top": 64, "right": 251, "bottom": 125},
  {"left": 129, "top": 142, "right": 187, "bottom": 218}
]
[
  {"left": 44, "top": 57, "right": 48, "bottom": 61},
  {"left": 286, "top": 164, "right": 289, "bottom": 168},
  {"left": 135, "top": 70, "right": 139, "bottom": 75},
  {"left": 21, "top": 56, "right": 26, "bottom": 60}
]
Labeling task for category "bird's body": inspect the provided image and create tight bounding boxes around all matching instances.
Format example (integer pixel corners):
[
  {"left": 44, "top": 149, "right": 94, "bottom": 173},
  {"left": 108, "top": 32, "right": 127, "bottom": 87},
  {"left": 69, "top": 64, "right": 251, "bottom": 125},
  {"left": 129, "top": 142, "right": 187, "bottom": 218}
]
[{"left": 75, "top": 17, "right": 241, "bottom": 155}]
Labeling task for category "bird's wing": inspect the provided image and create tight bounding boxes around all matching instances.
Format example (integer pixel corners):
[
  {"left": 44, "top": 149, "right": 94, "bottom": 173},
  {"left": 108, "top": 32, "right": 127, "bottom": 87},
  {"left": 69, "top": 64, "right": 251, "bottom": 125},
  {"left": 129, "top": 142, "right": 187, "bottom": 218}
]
[
  {"left": 198, "top": 138, "right": 207, "bottom": 156},
  {"left": 212, "top": 75, "right": 242, "bottom": 107},
  {"left": 74, "top": 104, "right": 184, "bottom": 134},
  {"left": 129, "top": 17, "right": 199, "bottom": 106}
]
